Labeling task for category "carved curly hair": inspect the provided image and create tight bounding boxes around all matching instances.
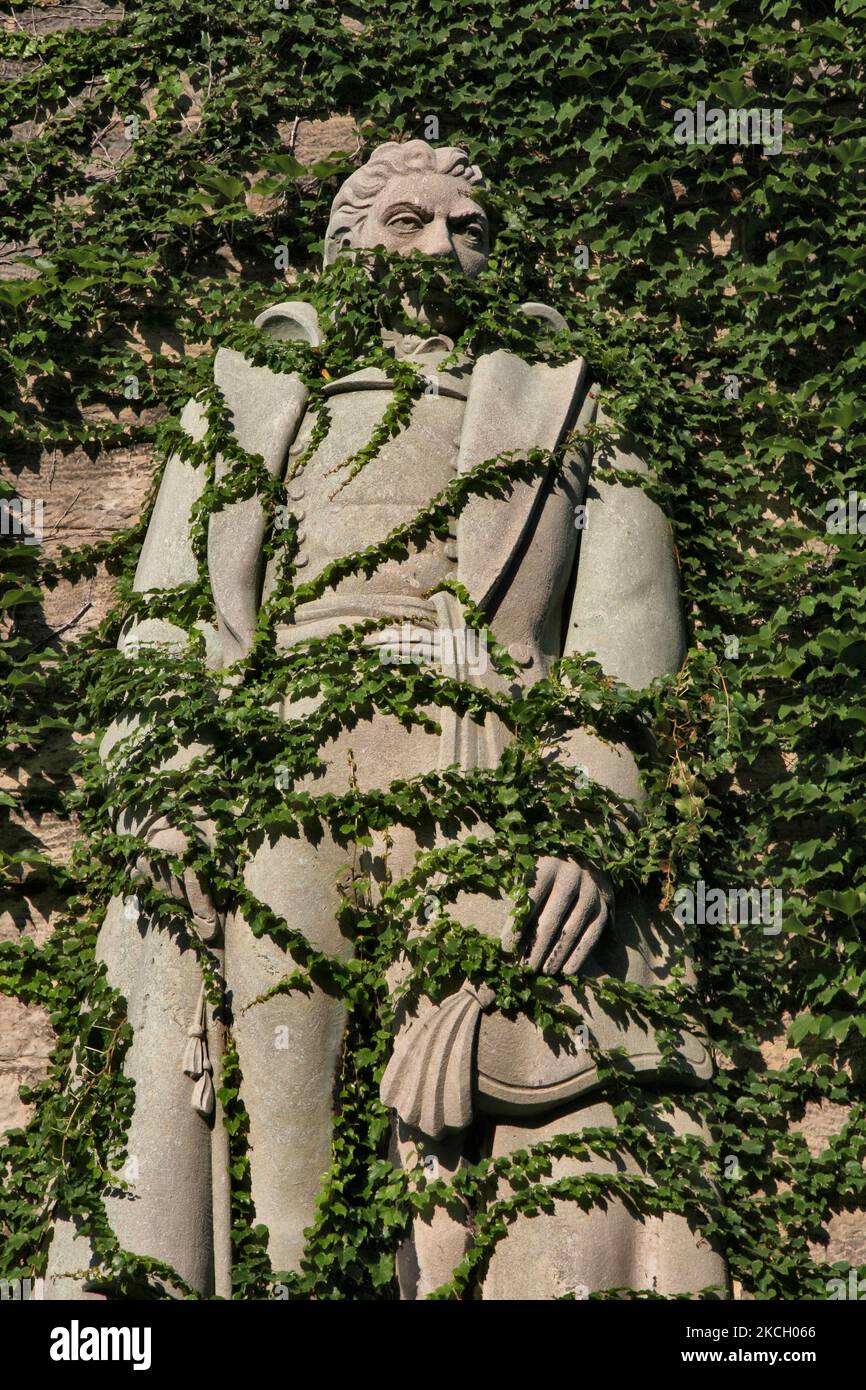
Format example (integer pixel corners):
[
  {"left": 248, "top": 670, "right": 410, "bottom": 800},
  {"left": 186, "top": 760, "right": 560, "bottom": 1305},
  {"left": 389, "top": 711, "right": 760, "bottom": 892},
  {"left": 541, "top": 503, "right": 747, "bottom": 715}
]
[{"left": 323, "top": 139, "right": 485, "bottom": 266}]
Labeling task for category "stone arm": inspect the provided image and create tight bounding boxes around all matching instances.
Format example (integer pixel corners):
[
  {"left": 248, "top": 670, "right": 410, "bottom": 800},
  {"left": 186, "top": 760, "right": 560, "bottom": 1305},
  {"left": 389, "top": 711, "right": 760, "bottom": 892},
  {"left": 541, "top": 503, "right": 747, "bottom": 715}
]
[
  {"left": 100, "top": 397, "right": 223, "bottom": 937},
  {"left": 519, "top": 407, "right": 685, "bottom": 976},
  {"left": 560, "top": 405, "right": 686, "bottom": 801},
  {"left": 102, "top": 393, "right": 216, "bottom": 767}
]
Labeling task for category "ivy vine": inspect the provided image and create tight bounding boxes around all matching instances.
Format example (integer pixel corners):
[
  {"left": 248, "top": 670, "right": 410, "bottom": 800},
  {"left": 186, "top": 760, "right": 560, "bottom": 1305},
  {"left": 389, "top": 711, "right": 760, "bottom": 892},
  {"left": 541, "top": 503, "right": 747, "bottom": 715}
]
[{"left": 1, "top": 0, "right": 865, "bottom": 1300}]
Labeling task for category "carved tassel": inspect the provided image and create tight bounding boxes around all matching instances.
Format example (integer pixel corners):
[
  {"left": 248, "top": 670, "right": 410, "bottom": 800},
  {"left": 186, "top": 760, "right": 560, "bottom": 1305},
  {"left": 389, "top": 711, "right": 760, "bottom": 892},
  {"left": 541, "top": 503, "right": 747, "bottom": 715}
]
[
  {"left": 183, "top": 1030, "right": 206, "bottom": 1079},
  {"left": 184, "top": 983, "right": 215, "bottom": 1116},
  {"left": 192, "top": 1070, "right": 215, "bottom": 1118}
]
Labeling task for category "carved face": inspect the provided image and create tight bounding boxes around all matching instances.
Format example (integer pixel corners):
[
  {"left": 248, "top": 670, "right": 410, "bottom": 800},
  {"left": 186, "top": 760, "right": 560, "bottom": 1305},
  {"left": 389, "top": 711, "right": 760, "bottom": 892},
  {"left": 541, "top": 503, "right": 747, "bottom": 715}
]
[
  {"left": 356, "top": 172, "right": 489, "bottom": 274},
  {"left": 351, "top": 171, "right": 489, "bottom": 335}
]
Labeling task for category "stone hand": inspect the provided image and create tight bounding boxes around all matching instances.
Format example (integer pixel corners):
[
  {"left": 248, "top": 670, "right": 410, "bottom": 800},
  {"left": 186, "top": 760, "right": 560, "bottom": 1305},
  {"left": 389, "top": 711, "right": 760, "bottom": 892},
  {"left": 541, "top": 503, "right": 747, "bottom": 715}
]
[
  {"left": 133, "top": 822, "right": 220, "bottom": 944},
  {"left": 520, "top": 856, "right": 613, "bottom": 976}
]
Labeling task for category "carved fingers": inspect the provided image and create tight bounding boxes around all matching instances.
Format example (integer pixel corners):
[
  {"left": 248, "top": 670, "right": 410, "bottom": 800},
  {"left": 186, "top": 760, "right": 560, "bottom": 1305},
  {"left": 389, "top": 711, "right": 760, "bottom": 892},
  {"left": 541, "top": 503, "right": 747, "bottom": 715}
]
[
  {"left": 522, "top": 855, "right": 613, "bottom": 976},
  {"left": 134, "top": 824, "right": 220, "bottom": 944},
  {"left": 182, "top": 865, "right": 221, "bottom": 944}
]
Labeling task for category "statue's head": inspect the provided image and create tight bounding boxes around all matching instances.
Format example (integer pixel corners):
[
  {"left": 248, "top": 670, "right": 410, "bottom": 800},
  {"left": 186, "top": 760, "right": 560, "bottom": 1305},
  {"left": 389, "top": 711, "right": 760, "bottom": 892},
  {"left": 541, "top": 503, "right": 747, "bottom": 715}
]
[{"left": 324, "top": 139, "right": 489, "bottom": 334}]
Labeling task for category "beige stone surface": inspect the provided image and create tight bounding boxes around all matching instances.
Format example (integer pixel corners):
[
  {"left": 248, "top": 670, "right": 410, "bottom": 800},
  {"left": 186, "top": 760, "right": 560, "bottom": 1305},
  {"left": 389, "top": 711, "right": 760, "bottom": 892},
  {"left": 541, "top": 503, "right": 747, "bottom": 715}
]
[
  {"left": 3, "top": 4, "right": 124, "bottom": 37},
  {"left": 0, "top": 996, "right": 54, "bottom": 1132},
  {"left": 289, "top": 115, "right": 358, "bottom": 166}
]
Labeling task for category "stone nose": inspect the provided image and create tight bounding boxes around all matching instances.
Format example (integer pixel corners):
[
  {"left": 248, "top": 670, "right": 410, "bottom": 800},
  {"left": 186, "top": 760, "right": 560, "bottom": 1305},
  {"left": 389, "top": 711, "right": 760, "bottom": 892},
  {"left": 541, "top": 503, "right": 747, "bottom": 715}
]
[{"left": 419, "top": 216, "right": 460, "bottom": 263}]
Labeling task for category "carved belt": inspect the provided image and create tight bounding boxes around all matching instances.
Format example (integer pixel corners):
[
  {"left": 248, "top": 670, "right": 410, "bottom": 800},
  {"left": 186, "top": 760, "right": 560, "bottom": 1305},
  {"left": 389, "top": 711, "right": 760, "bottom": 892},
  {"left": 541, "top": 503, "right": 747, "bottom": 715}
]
[{"left": 381, "top": 978, "right": 713, "bottom": 1140}]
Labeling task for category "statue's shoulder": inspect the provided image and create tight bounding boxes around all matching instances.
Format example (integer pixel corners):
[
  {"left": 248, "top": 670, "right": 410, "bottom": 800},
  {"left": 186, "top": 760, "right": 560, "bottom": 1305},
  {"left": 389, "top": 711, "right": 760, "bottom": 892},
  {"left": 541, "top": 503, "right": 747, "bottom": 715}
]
[
  {"left": 213, "top": 301, "right": 322, "bottom": 386},
  {"left": 213, "top": 301, "right": 322, "bottom": 412},
  {"left": 517, "top": 301, "right": 591, "bottom": 412},
  {"left": 252, "top": 300, "right": 322, "bottom": 347},
  {"left": 479, "top": 301, "right": 585, "bottom": 385},
  {"left": 518, "top": 301, "right": 569, "bottom": 339},
  {"left": 211, "top": 302, "right": 316, "bottom": 450},
  {"left": 509, "top": 301, "right": 586, "bottom": 375}
]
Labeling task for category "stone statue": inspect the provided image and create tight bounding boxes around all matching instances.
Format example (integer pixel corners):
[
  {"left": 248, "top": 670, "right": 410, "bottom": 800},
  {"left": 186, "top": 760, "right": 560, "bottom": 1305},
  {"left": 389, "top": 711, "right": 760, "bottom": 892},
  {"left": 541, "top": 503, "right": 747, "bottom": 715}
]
[{"left": 46, "top": 140, "right": 727, "bottom": 1300}]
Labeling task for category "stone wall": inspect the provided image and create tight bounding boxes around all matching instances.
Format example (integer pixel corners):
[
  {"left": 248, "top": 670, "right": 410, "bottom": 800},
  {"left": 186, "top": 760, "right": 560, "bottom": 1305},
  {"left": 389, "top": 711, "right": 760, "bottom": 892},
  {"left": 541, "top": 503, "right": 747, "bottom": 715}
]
[{"left": 2, "top": 1, "right": 863, "bottom": 1292}]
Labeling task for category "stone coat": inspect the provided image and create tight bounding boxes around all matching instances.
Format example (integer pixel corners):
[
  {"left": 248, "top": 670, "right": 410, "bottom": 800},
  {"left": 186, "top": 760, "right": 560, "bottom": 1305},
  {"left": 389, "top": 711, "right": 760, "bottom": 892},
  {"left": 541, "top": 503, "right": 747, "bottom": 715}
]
[{"left": 134, "top": 301, "right": 712, "bottom": 1142}]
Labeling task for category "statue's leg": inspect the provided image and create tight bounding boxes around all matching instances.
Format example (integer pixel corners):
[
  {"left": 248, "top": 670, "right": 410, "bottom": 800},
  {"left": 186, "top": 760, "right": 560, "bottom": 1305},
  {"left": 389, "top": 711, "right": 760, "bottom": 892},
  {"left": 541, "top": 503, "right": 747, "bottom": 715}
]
[
  {"left": 391, "top": 1120, "right": 474, "bottom": 1299},
  {"left": 229, "top": 710, "right": 445, "bottom": 1278},
  {"left": 481, "top": 1096, "right": 729, "bottom": 1300},
  {"left": 227, "top": 828, "right": 355, "bottom": 1276},
  {"left": 45, "top": 896, "right": 213, "bottom": 1298}
]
